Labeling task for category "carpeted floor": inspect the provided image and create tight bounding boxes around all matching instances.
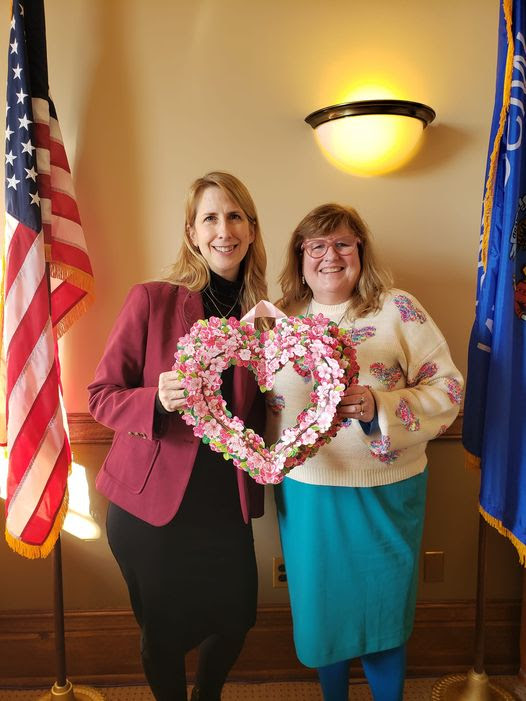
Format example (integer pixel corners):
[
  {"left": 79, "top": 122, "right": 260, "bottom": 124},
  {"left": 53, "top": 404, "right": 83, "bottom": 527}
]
[{"left": 0, "top": 676, "right": 523, "bottom": 700}]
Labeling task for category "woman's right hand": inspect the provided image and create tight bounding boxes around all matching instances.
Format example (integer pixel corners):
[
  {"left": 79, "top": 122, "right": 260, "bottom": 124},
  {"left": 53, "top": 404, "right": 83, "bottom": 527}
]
[{"left": 158, "top": 371, "right": 188, "bottom": 412}]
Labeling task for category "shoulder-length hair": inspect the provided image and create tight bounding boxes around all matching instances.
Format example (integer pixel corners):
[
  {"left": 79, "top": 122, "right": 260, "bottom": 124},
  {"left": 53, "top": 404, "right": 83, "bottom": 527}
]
[
  {"left": 164, "top": 171, "right": 268, "bottom": 316},
  {"left": 277, "top": 203, "right": 392, "bottom": 318}
]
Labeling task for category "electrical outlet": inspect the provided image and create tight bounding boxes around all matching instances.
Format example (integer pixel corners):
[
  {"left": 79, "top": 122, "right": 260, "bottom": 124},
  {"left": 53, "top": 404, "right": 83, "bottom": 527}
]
[
  {"left": 272, "top": 556, "right": 287, "bottom": 588},
  {"left": 424, "top": 551, "right": 445, "bottom": 582}
]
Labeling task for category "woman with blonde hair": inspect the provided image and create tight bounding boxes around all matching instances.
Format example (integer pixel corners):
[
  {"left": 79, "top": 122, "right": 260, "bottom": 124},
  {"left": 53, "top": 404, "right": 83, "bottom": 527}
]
[
  {"left": 89, "top": 172, "right": 268, "bottom": 701},
  {"left": 268, "top": 203, "right": 462, "bottom": 701}
]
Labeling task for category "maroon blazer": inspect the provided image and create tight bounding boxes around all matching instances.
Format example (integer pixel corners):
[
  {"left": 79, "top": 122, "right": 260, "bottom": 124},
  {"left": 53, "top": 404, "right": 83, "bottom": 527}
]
[{"left": 88, "top": 282, "right": 265, "bottom": 526}]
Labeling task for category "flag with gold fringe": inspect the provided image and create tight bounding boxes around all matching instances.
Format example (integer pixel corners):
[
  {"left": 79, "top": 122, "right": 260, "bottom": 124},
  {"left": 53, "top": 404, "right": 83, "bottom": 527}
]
[
  {"left": 463, "top": 0, "right": 526, "bottom": 564},
  {"left": 0, "top": 0, "right": 94, "bottom": 558}
]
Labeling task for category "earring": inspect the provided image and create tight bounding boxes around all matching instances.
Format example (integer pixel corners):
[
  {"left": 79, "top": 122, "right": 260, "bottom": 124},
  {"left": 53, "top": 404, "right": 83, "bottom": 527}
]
[{"left": 301, "top": 275, "right": 305, "bottom": 285}]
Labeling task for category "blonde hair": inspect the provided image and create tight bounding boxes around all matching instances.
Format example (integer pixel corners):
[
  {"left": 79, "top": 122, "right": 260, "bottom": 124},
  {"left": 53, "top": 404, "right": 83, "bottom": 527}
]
[
  {"left": 164, "top": 171, "right": 268, "bottom": 316},
  {"left": 277, "top": 203, "right": 392, "bottom": 318}
]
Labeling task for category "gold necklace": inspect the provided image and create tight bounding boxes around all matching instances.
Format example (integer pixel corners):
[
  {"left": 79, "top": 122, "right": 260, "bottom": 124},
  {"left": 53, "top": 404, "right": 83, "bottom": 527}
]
[{"left": 203, "top": 286, "right": 242, "bottom": 319}]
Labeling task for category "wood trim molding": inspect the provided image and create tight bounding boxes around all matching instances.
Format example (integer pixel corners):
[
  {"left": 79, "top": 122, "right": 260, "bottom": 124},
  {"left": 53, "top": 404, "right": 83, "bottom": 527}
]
[
  {"left": 440, "top": 411, "right": 462, "bottom": 441},
  {"left": 68, "top": 411, "right": 464, "bottom": 445},
  {"left": 0, "top": 599, "right": 518, "bottom": 687},
  {"left": 68, "top": 413, "right": 113, "bottom": 444}
]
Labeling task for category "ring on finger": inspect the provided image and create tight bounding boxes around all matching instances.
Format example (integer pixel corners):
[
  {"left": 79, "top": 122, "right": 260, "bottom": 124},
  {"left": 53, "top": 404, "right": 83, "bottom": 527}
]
[{"left": 359, "top": 395, "right": 365, "bottom": 405}]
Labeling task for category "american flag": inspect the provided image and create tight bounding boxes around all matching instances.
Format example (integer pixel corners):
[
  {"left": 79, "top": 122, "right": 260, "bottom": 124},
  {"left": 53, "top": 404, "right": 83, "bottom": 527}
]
[{"left": 0, "top": 0, "right": 94, "bottom": 558}]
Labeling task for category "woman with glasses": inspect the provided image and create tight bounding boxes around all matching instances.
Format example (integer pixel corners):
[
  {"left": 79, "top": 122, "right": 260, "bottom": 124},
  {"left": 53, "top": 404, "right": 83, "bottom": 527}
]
[{"left": 267, "top": 203, "right": 462, "bottom": 701}]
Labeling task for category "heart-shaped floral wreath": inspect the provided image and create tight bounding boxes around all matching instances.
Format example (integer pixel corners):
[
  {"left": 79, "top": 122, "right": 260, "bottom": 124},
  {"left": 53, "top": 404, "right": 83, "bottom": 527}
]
[{"left": 173, "top": 313, "right": 359, "bottom": 484}]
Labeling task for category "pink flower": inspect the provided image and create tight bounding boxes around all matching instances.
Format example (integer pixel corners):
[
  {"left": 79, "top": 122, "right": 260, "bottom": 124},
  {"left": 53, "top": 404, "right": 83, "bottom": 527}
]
[
  {"left": 172, "top": 309, "right": 359, "bottom": 484},
  {"left": 301, "top": 428, "right": 318, "bottom": 445}
]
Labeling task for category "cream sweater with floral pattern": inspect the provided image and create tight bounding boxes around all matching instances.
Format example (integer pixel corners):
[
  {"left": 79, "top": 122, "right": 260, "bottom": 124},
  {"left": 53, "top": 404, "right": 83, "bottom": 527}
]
[{"left": 265, "top": 289, "right": 463, "bottom": 487}]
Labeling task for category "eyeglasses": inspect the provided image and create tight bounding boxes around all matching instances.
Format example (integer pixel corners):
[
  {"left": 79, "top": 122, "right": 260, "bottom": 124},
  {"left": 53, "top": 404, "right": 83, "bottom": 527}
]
[{"left": 301, "top": 236, "right": 359, "bottom": 259}]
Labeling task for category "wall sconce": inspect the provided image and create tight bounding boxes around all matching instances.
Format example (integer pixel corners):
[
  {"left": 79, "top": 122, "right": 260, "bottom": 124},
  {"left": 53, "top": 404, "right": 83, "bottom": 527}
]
[{"left": 305, "top": 99, "right": 436, "bottom": 177}]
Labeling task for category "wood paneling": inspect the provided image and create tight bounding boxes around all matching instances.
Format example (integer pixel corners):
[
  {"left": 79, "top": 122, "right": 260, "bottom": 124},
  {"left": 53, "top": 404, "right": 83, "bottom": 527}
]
[
  {"left": 0, "top": 600, "right": 518, "bottom": 687},
  {"left": 68, "top": 412, "right": 463, "bottom": 445},
  {"left": 68, "top": 414, "right": 113, "bottom": 444}
]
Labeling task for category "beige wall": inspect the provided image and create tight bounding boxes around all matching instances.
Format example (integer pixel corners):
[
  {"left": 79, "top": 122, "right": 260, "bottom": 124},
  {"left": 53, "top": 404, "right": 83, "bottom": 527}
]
[{"left": 1, "top": 0, "right": 522, "bottom": 611}]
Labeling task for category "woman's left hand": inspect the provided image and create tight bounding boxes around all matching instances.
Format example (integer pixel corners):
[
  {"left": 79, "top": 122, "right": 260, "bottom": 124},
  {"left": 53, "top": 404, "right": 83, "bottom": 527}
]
[{"left": 337, "top": 384, "right": 376, "bottom": 423}]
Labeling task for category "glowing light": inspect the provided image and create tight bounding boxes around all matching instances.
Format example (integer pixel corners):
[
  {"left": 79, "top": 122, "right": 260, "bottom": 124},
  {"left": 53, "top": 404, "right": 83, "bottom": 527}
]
[
  {"left": 305, "top": 99, "right": 435, "bottom": 177},
  {"left": 339, "top": 82, "right": 397, "bottom": 103},
  {"left": 63, "top": 508, "right": 101, "bottom": 541},
  {"left": 64, "top": 461, "right": 101, "bottom": 541},
  {"left": 314, "top": 114, "right": 424, "bottom": 177},
  {"left": 0, "top": 454, "right": 101, "bottom": 541}
]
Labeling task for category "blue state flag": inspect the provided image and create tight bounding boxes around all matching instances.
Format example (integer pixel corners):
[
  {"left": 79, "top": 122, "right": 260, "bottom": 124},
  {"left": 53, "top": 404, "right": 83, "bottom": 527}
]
[{"left": 463, "top": 0, "right": 526, "bottom": 563}]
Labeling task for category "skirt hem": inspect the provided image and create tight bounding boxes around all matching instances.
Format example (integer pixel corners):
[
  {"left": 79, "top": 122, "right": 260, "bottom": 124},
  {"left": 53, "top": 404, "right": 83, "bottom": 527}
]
[{"left": 296, "top": 628, "right": 413, "bottom": 669}]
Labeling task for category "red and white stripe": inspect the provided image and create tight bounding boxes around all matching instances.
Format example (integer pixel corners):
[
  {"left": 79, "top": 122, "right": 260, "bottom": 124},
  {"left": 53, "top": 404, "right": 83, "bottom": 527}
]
[
  {"left": 3, "top": 211, "right": 69, "bottom": 553},
  {"left": 1, "top": 97, "right": 93, "bottom": 557},
  {"left": 32, "top": 97, "right": 93, "bottom": 337}
]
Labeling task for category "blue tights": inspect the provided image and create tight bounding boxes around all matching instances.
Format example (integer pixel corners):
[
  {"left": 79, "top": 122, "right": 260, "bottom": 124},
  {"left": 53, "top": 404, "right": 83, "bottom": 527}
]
[{"left": 317, "top": 644, "right": 406, "bottom": 701}]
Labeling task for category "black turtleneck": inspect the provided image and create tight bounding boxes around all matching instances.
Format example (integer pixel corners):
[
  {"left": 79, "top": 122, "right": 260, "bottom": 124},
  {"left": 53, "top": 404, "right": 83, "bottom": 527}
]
[
  {"left": 175, "top": 270, "right": 246, "bottom": 526},
  {"left": 202, "top": 269, "right": 243, "bottom": 320}
]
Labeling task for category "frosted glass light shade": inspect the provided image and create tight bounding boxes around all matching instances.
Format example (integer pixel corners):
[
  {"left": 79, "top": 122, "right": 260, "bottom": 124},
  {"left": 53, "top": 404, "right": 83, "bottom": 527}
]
[{"left": 306, "top": 100, "right": 435, "bottom": 177}]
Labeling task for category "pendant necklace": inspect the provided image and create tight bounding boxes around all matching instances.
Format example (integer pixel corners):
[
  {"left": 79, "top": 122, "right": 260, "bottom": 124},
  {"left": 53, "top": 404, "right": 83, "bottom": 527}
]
[{"left": 203, "top": 285, "right": 242, "bottom": 319}]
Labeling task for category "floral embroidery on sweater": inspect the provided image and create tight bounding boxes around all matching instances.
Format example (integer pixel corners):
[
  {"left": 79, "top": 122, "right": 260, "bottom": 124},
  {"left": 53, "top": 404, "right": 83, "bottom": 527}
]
[
  {"left": 351, "top": 325, "right": 376, "bottom": 345},
  {"left": 264, "top": 289, "right": 462, "bottom": 488},
  {"left": 407, "top": 361, "right": 438, "bottom": 387},
  {"left": 395, "top": 398, "right": 420, "bottom": 432},
  {"left": 266, "top": 394, "right": 285, "bottom": 414},
  {"left": 393, "top": 295, "right": 427, "bottom": 324},
  {"left": 370, "top": 362, "right": 402, "bottom": 390},
  {"left": 369, "top": 435, "right": 402, "bottom": 464},
  {"left": 445, "top": 378, "right": 463, "bottom": 405}
]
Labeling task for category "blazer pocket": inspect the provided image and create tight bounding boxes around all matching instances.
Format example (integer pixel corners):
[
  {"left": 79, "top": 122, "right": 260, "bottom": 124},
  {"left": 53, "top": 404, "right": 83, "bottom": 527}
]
[{"left": 102, "top": 431, "right": 160, "bottom": 494}]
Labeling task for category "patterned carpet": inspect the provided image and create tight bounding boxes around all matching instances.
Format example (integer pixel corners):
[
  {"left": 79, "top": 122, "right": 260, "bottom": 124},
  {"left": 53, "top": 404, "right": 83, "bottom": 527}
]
[{"left": 0, "top": 676, "right": 522, "bottom": 700}]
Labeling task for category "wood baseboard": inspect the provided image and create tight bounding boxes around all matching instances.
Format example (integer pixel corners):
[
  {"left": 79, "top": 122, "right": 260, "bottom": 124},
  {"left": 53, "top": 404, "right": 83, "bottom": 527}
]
[{"left": 0, "top": 600, "right": 519, "bottom": 687}]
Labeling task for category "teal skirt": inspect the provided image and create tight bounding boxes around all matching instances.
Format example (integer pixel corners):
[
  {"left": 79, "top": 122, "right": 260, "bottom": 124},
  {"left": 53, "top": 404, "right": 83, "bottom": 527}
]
[{"left": 275, "top": 469, "right": 428, "bottom": 668}]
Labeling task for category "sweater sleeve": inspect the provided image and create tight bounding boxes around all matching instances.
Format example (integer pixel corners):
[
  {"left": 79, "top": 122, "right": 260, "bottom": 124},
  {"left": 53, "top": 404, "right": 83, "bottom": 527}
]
[
  {"left": 87, "top": 284, "right": 160, "bottom": 439},
  {"left": 366, "top": 293, "right": 463, "bottom": 457}
]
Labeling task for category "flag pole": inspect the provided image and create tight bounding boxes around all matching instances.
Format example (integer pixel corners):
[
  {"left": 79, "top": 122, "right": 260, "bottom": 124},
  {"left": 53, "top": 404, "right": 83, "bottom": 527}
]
[
  {"left": 3, "top": 1, "right": 97, "bottom": 694},
  {"left": 52, "top": 536, "right": 67, "bottom": 688},
  {"left": 37, "top": 536, "right": 106, "bottom": 701},
  {"left": 443, "top": 0, "right": 526, "bottom": 697},
  {"left": 34, "top": 264, "right": 103, "bottom": 701},
  {"left": 431, "top": 515, "right": 514, "bottom": 701}
]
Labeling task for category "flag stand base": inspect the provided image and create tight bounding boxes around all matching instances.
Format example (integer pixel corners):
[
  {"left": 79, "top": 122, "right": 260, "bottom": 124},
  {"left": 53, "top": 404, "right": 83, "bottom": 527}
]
[
  {"left": 431, "top": 669, "right": 515, "bottom": 701},
  {"left": 38, "top": 680, "right": 106, "bottom": 700}
]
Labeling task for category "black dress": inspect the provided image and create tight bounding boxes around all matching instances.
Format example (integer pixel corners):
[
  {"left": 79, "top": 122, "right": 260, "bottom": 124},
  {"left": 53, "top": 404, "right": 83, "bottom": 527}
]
[{"left": 105, "top": 271, "right": 260, "bottom": 698}]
